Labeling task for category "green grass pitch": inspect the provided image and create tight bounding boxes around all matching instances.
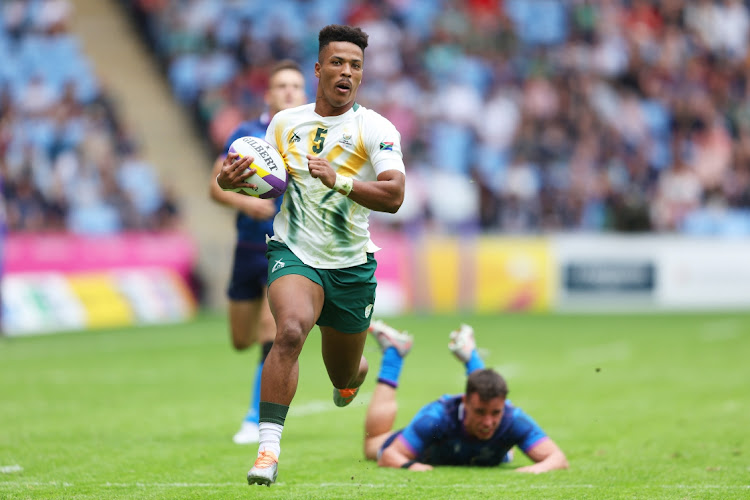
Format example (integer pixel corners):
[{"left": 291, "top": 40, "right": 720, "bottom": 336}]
[{"left": 1, "top": 311, "right": 749, "bottom": 499}]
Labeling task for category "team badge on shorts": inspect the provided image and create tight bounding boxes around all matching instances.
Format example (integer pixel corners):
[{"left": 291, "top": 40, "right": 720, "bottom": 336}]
[
  {"left": 364, "top": 304, "right": 373, "bottom": 318},
  {"left": 272, "top": 259, "right": 285, "bottom": 273}
]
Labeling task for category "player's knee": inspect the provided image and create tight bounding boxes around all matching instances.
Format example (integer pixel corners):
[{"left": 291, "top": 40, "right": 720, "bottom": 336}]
[
  {"left": 231, "top": 331, "right": 253, "bottom": 351},
  {"left": 231, "top": 337, "right": 252, "bottom": 351},
  {"left": 273, "top": 321, "right": 308, "bottom": 356},
  {"left": 363, "top": 441, "right": 378, "bottom": 462}
]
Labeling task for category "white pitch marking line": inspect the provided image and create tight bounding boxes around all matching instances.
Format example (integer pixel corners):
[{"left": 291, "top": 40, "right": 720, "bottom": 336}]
[
  {"left": 493, "top": 363, "right": 523, "bottom": 379},
  {"left": 568, "top": 341, "right": 631, "bottom": 365},
  {"left": 0, "top": 465, "right": 23, "bottom": 474},
  {"left": 290, "top": 393, "right": 373, "bottom": 417},
  {"left": 700, "top": 319, "right": 742, "bottom": 342},
  {"left": 1, "top": 482, "right": 748, "bottom": 491}
]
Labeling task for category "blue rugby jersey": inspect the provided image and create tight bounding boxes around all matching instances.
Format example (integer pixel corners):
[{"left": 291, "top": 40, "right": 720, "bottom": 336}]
[
  {"left": 398, "top": 395, "right": 548, "bottom": 466},
  {"left": 222, "top": 115, "right": 283, "bottom": 247}
]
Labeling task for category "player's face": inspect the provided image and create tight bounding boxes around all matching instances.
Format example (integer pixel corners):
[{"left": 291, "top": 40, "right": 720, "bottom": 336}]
[
  {"left": 462, "top": 393, "right": 505, "bottom": 441},
  {"left": 265, "top": 69, "right": 306, "bottom": 115},
  {"left": 314, "top": 41, "right": 363, "bottom": 115}
]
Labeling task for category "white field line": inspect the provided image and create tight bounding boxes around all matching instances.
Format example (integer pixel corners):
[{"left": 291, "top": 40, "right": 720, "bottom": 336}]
[
  {"left": 568, "top": 341, "right": 632, "bottom": 365},
  {"left": 700, "top": 319, "right": 742, "bottom": 342},
  {"left": 290, "top": 392, "right": 372, "bottom": 417},
  {"left": 492, "top": 363, "right": 523, "bottom": 379},
  {"left": 0, "top": 465, "right": 23, "bottom": 474},
  {"left": 1, "top": 481, "right": 748, "bottom": 491}
]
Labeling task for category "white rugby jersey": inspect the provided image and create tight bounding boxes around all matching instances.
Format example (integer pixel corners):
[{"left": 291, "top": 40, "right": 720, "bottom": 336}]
[{"left": 265, "top": 102, "right": 405, "bottom": 269}]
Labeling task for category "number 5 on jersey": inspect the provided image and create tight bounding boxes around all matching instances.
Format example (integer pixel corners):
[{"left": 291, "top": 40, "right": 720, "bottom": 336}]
[{"left": 312, "top": 127, "right": 328, "bottom": 154}]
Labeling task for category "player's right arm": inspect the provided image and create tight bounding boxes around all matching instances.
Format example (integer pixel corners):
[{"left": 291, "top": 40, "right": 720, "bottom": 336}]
[
  {"left": 379, "top": 403, "right": 444, "bottom": 471},
  {"left": 378, "top": 436, "right": 433, "bottom": 471},
  {"left": 210, "top": 154, "right": 277, "bottom": 220}
]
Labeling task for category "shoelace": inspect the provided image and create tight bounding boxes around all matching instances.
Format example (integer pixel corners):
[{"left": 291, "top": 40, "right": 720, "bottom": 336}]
[{"left": 254, "top": 451, "right": 278, "bottom": 468}]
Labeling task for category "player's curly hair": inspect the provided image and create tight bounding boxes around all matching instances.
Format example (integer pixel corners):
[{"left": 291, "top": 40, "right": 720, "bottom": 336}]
[
  {"left": 466, "top": 369, "right": 509, "bottom": 401},
  {"left": 318, "top": 24, "right": 369, "bottom": 58}
]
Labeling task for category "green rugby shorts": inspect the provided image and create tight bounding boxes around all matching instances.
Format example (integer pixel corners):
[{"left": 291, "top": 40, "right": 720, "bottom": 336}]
[{"left": 266, "top": 240, "right": 377, "bottom": 333}]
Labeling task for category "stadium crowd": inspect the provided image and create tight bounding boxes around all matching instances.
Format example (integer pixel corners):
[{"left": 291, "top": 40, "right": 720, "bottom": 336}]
[
  {"left": 1, "top": 0, "right": 179, "bottom": 235},
  {"left": 5, "top": 1, "right": 750, "bottom": 236},
  {"left": 122, "top": 0, "right": 750, "bottom": 236}
]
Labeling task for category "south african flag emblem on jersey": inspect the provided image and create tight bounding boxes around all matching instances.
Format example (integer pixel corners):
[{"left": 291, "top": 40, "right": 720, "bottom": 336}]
[{"left": 379, "top": 142, "right": 393, "bottom": 151}]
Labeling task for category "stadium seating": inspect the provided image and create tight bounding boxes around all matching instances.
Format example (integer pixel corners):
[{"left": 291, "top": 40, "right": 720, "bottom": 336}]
[
  {"left": 1, "top": 0, "right": 178, "bottom": 234},
  {"left": 118, "top": 0, "right": 750, "bottom": 236}
]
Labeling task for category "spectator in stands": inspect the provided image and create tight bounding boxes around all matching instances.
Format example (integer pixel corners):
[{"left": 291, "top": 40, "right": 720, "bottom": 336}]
[
  {"left": 2, "top": 0, "right": 178, "bottom": 234},
  {"left": 83, "top": 1, "right": 750, "bottom": 236}
]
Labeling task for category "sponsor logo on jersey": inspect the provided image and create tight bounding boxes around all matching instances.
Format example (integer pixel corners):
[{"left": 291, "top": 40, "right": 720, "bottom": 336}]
[
  {"left": 290, "top": 132, "right": 301, "bottom": 143},
  {"left": 379, "top": 141, "right": 393, "bottom": 151},
  {"left": 340, "top": 134, "right": 353, "bottom": 146}
]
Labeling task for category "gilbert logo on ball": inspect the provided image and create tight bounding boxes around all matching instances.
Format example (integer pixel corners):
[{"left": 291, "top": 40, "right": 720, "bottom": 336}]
[{"left": 228, "top": 136, "right": 288, "bottom": 198}]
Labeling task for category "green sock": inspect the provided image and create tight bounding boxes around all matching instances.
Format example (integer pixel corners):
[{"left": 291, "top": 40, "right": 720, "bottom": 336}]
[{"left": 259, "top": 401, "right": 289, "bottom": 425}]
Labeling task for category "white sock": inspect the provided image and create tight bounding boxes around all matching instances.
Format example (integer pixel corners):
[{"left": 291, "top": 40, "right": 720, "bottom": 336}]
[{"left": 258, "top": 422, "right": 283, "bottom": 458}]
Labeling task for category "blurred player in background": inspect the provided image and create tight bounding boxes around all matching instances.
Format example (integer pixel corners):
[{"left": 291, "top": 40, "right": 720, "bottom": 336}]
[
  {"left": 218, "top": 24, "right": 406, "bottom": 486},
  {"left": 209, "top": 60, "right": 306, "bottom": 445},
  {"left": 364, "top": 321, "right": 569, "bottom": 473}
]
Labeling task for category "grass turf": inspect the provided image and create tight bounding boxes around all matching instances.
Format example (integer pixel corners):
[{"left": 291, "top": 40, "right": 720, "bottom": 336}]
[{"left": 1, "top": 312, "right": 748, "bottom": 499}]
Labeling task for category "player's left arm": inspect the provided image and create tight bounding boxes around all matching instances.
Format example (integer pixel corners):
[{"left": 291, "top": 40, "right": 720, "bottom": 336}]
[
  {"left": 348, "top": 168, "right": 404, "bottom": 213},
  {"left": 516, "top": 438, "right": 569, "bottom": 474},
  {"left": 306, "top": 155, "right": 405, "bottom": 213},
  {"left": 509, "top": 407, "right": 568, "bottom": 473},
  {"left": 306, "top": 112, "right": 406, "bottom": 212}
]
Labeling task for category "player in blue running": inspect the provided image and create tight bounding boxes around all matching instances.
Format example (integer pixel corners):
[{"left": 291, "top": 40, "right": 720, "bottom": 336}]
[
  {"left": 364, "top": 321, "right": 569, "bottom": 473},
  {"left": 209, "top": 60, "right": 306, "bottom": 445}
]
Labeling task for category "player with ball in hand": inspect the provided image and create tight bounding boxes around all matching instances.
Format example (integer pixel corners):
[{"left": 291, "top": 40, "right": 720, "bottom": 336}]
[{"left": 218, "top": 24, "right": 406, "bottom": 486}]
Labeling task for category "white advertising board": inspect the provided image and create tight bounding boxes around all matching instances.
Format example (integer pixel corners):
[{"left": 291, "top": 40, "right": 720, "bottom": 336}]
[
  {"left": 657, "top": 240, "right": 750, "bottom": 309},
  {"left": 554, "top": 235, "right": 658, "bottom": 309},
  {"left": 554, "top": 235, "right": 750, "bottom": 311}
]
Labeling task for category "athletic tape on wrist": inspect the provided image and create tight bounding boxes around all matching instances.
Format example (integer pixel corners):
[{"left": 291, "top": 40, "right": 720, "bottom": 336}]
[{"left": 333, "top": 174, "right": 353, "bottom": 196}]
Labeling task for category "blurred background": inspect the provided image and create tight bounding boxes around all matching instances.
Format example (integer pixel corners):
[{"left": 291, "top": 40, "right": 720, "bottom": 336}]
[{"left": 2, "top": 0, "right": 750, "bottom": 336}]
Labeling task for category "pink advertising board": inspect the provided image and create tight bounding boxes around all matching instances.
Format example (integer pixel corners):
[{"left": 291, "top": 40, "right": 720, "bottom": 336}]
[
  {"left": 370, "top": 229, "right": 414, "bottom": 314},
  {"left": 4, "top": 232, "right": 197, "bottom": 278}
]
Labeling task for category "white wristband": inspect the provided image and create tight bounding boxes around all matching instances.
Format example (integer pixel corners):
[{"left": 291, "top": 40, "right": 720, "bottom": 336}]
[
  {"left": 217, "top": 173, "right": 241, "bottom": 192},
  {"left": 333, "top": 174, "right": 353, "bottom": 196}
]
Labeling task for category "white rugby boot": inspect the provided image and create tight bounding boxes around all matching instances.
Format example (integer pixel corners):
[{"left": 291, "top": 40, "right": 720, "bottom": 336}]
[
  {"left": 448, "top": 324, "right": 476, "bottom": 364},
  {"left": 247, "top": 450, "right": 278, "bottom": 486},
  {"left": 368, "top": 319, "right": 414, "bottom": 357}
]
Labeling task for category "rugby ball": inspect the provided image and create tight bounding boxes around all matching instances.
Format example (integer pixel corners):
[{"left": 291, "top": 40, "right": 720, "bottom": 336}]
[{"left": 228, "top": 136, "right": 287, "bottom": 198}]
